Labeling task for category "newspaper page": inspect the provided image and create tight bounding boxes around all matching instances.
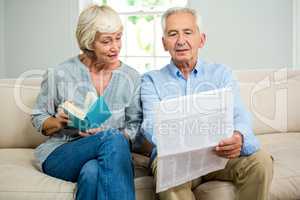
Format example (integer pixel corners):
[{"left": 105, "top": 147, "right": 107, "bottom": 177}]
[{"left": 154, "top": 88, "right": 234, "bottom": 193}]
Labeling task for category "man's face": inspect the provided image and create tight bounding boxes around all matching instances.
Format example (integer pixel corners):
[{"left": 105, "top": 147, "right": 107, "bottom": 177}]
[{"left": 162, "top": 12, "right": 205, "bottom": 66}]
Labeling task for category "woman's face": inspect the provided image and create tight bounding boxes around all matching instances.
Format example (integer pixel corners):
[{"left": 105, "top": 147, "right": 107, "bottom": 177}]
[{"left": 92, "top": 29, "right": 122, "bottom": 67}]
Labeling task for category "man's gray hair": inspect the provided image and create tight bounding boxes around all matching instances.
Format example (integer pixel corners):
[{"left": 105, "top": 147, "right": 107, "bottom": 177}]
[{"left": 161, "top": 7, "right": 203, "bottom": 35}]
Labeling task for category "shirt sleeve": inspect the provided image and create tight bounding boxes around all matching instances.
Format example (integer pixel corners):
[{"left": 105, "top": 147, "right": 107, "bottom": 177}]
[
  {"left": 223, "top": 67, "right": 260, "bottom": 156},
  {"left": 140, "top": 73, "right": 160, "bottom": 145},
  {"left": 31, "top": 69, "right": 58, "bottom": 134},
  {"left": 124, "top": 75, "right": 143, "bottom": 141}
]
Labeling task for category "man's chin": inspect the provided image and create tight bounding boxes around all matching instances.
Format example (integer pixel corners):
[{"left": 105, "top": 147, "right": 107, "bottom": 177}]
[{"left": 173, "top": 58, "right": 191, "bottom": 64}]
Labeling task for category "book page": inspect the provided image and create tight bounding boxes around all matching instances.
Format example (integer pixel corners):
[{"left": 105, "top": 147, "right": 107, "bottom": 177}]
[{"left": 154, "top": 88, "right": 234, "bottom": 193}]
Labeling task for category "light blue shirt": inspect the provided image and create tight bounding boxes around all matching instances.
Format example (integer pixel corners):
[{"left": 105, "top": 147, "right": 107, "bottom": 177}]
[{"left": 141, "top": 59, "right": 260, "bottom": 156}]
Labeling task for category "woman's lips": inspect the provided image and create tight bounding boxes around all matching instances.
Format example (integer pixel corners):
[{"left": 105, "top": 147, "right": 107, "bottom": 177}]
[{"left": 108, "top": 53, "right": 119, "bottom": 58}]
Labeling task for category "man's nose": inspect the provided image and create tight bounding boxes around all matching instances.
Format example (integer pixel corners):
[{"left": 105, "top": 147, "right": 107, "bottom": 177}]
[{"left": 176, "top": 33, "right": 186, "bottom": 45}]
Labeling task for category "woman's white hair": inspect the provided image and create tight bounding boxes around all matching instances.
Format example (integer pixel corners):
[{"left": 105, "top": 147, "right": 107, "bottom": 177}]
[
  {"left": 161, "top": 7, "right": 203, "bottom": 35},
  {"left": 76, "top": 5, "right": 122, "bottom": 52}
]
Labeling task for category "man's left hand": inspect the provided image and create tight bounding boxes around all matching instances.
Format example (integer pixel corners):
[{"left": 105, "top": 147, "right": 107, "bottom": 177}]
[{"left": 215, "top": 131, "right": 243, "bottom": 159}]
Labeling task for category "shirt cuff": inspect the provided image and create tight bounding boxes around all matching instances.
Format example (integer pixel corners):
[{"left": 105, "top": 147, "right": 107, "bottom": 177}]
[{"left": 32, "top": 114, "right": 52, "bottom": 134}]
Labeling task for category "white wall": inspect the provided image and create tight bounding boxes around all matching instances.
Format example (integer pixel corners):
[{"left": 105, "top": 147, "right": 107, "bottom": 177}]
[
  {"left": 0, "top": 0, "right": 5, "bottom": 78},
  {"left": 188, "top": 0, "right": 293, "bottom": 69},
  {"left": 4, "top": 0, "right": 79, "bottom": 78}
]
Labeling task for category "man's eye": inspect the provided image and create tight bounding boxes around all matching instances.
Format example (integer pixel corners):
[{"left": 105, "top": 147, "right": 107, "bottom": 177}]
[
  {"left": 168, "top": 33, "right": 177, "bottom": 37},
  {"left": 184, "top": 31, "right": 192, "bottom": 35},
  {"left": 101, "top": 41, "right": 110, "bottom": 44}
]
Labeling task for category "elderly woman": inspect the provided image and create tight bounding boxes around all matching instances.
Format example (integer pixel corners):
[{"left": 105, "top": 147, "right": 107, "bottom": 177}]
[{"left": 31, "top": 5, "right": 141, "bottom": 200}]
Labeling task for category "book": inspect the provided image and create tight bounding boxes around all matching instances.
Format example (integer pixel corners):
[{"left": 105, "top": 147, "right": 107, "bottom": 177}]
[{"left": 61, "top": 92, "right": 111, "bottom": 131}]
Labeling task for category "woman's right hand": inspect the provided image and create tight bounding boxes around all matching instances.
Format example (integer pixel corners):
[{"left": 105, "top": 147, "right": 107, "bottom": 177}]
[{"left": 42, "top": 109, "right": 69, "bottom": 136}]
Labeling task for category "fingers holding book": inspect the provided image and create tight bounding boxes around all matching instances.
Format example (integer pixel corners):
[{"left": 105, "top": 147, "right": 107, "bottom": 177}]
[
  {"left": 79, "top": 127, "right": 105, "bottom": 137},
  {"left": 55, "top": 108, "right": 70, "bottom": 124}
]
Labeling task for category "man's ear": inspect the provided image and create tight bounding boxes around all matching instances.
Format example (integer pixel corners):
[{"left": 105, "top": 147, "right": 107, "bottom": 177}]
[
  {"left": 199, "top": 33, "right": 206, "bottom": 48},
  {"left": 162, "top": 37, "right": 168, "bottom": 51}
]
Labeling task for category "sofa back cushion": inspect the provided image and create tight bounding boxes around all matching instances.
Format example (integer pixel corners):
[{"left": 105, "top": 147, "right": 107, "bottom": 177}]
[
  {"left": 1, "top": 69, "right": 299, "bottom": 148},
  {"left": 287, "top": 75, "right": 300, "bottom": 132},
  {"left": 0, "top": 79, "right": 47, "bottom": 148},
  {"left": 234, "top": 69, "right": 300, "bottom": 134}
]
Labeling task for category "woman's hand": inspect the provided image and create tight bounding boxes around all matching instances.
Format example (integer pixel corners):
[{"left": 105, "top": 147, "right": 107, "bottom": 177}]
[
  {"left": 79, "top": 127, "right": 104, "bottom": 137},
  {"left": 42, "top": 109, "right": 69, "bottom": 136}
]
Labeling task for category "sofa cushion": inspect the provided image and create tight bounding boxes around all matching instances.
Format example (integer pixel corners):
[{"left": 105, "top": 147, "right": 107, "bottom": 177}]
[
  {"left": 258, "top": 132, "right": 300, "bottom": 199},
  {"left": 287, "top": 79, "right": 300, "bottom": 132},
  {"left": 239, "top": 82, "right": 286, "bottom": 135},
  {"left": 0, "top": 149, "right": 75, "bottom": 200},
  {"left": 0, "top": 82, "right": 47, "bottom": 148},
  {"left": 0, "top": 149, "right": 154, "bottom": 200},
  {"left": 235, "top": 69, "right": 300, "bottom": 134}
]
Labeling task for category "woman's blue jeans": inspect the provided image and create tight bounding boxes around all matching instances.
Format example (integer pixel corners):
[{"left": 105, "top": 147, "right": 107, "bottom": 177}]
[{"left": 42, "top": 129, "right": 135, "bottom": 200}]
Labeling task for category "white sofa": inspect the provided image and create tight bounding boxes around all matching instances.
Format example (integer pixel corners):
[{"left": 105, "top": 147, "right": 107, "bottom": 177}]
[{"left": 0, "top": 68, "right": 299, "bottom": 200}]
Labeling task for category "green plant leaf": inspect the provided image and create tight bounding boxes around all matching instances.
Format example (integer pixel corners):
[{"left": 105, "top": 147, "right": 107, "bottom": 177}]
[
  {"left": 128, "top": 16, "right": 140, "bottom": 24},
  {"left": 127, "top": 0, "right": 137, "bottom": 6},
  {"left": 101, "top": 0, "right": 107, "bottom": 5},
  {"left": 144, "top": 15, "right": 154, "bottom": 22}
]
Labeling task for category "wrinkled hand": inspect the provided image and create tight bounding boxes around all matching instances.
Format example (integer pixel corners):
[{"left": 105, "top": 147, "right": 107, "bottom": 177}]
[
  {"left": 55, "top": 108, "right": 69, "bottom": 124},
  {"left": 79, "top": 127, "right": 104, "bottom": 137},
  {"left": 215, "top": 131, "right": 243, "bottom": 159},
  {"left": 42, "top": 108, "right": 69, "bottom": 136}
]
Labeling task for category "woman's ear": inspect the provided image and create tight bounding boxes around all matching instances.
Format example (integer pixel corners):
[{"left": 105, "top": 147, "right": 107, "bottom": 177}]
[{"left": 199, "top": 33, "right": 206, "bottom": 48}]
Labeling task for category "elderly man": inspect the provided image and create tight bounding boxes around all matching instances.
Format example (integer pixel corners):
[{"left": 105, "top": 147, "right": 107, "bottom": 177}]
[{"left": 140, "top": 7, "right": 273, "bottom": 200}]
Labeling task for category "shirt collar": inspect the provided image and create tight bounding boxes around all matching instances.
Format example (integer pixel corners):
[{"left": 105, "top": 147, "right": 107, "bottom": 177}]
[{"left": 167, "top": 58, "right": 204, "bottom": 79}]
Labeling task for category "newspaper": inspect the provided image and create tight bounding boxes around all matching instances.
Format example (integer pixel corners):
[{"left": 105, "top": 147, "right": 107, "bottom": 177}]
[{"left": 154, "top": 88, "right": 234, "bottom": 193}]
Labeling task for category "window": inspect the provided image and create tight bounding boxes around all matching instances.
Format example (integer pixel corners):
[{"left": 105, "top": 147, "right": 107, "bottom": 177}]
[{"left": 92, "top": 0, "right": 188, "bottom": 73}]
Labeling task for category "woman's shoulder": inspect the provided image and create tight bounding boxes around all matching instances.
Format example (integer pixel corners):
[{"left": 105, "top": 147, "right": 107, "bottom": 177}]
[
  {"left": 118, "top": 62, "right": 141, "bottom": 81},
  {"left": 46, "top": 56, "right": 86, "bottom": 80},
  {"left": 54, "top": 56, "right": 81, "bottom": 72}
]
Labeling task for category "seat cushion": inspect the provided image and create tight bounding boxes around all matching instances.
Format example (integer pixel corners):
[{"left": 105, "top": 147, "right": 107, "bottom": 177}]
[
  {"left": 258, "top": 132, "right": 300, "bottom": 200},
  {"left": 0, "top": 149, "right": 154, "bottom": 200}
]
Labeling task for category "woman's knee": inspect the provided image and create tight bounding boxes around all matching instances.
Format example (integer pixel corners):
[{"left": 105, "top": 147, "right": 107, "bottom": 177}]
[
  {"left": 104, "top": 129, "right": 130, "bottom": 151},
  {"left": 78, "top": 160, "right": 98, "bottom": 183}
]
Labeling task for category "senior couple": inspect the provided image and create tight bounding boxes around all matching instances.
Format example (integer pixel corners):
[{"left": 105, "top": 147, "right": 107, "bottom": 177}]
[{"left": 31, "top": 4, "right": 273, "bottom": 200}]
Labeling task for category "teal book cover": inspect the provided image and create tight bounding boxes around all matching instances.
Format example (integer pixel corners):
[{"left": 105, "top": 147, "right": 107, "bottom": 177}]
[{"left": 61, "top": 94, "right": 111, "bottom": 131}]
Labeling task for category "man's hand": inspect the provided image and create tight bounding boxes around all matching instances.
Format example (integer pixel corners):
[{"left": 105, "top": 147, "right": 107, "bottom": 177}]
[
  {"left": 215, "top": 131, "right": 243, "bottom": 159},
  {"left": 42, "top": 109, "right": 69, "bottom": 136}
]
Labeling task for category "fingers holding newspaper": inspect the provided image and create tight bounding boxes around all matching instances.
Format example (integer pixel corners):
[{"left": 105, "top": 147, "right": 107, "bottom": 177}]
[{"left": 215, "top": 131, "right": 243, "bottom": 159}]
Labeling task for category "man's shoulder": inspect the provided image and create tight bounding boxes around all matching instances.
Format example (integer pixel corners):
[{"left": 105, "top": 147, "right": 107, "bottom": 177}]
[
  {"left": 142, "top": 65, "right": 170, "bottom": 82},
  {"left": 200, "top": 60, "right": 232, "bottom": 75}
]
